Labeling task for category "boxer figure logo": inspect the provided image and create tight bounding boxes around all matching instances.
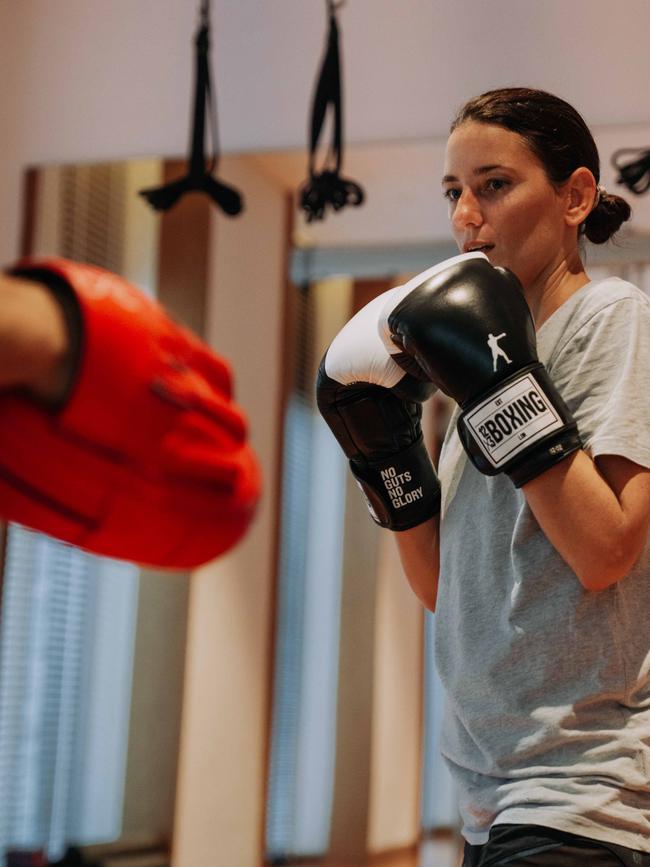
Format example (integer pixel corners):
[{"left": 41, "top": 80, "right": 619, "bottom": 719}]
[{"left": 487, "top": 332, "right": 512, "bottom": 372}]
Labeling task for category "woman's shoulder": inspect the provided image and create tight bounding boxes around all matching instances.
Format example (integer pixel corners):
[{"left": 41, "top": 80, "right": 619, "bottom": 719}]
[
  {"left": 538, "top": 276, "right": 649, "bottom": 365},
  {"left": 568, "top": 276, "right": 649, "bottom": 338},
  {"left": 549, "top": 275, "right": 648, "bottom": 333},
  {"left": 578, "top": 275, "right": 649, "bottom": 312}
]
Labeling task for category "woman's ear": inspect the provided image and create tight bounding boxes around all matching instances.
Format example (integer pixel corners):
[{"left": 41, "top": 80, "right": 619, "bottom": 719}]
[{"left": 564, "top": 167, "right": 598, "bottom": 229}]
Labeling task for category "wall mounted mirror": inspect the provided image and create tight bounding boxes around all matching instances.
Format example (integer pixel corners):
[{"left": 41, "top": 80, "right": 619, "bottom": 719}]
[{"left": 3, "top": 134, "right": 650, "bottom": 866}]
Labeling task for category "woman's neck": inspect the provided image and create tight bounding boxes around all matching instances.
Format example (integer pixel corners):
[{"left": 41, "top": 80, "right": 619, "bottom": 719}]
[{"left": 525, "top": 249, "right": 590, "bottom": 329}]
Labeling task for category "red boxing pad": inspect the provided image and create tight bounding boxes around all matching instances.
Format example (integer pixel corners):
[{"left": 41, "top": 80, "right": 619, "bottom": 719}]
[{"left": 0, "top": 258, "right": 261, "bottom": 568}]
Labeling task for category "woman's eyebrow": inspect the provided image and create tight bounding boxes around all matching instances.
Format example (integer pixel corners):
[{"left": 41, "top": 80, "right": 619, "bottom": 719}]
[{"left": 442, "top": 164, "right": 509, "bottom": 183}]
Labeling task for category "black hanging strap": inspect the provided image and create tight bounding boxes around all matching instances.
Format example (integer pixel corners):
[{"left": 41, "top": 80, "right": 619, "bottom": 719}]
[
  {"left": 612, "top": 147, "right": 650, "bottom": 196},
  {"left": 299, "top": 0, "right": 364, "bottom": 222},
  {"left": 139, "top": 0, "right": 243, "bottom": 215}
]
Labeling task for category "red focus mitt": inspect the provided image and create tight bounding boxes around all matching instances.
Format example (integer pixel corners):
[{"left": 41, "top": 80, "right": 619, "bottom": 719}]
[{"left": 0, "top": 258, "right": 261, "bottom": 569}]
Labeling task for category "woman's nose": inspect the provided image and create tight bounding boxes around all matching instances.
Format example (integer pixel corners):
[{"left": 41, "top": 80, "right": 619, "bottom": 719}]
[{"left": 451, "top": 190, "right": 484, "bottom": 231}]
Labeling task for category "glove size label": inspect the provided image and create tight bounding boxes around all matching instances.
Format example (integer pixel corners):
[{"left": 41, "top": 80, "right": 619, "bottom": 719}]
[
  {"left": 380, "top": 466, "right": 424, "bottom": 510},
  {"left": 463, "top": 373, "right": 563, "bottom": 468}
]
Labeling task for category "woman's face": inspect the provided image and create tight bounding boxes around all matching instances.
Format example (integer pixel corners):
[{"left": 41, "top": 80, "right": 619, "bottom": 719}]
[{"left": 442, "top": 120, "right": 570, "bottom": 291}]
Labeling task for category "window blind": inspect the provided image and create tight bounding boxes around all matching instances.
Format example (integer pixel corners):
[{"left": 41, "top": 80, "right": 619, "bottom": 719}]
[
  {"left": 0, "top": 527, "right": 139, "bottom": 864},
  {"left": 265, "top": 284, "right": 347, "bottom": 860}
]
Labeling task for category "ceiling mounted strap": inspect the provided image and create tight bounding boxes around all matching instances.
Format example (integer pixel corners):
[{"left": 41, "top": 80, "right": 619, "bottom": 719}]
[
  {"left": 612, "top": 147, "right": 650, "bottom": 196},
  {"left": 299, "top": 0, "right": 364, "bottom": 222},
  {"left": 139, "top": 0, "right": 243, "bottom": 216}
]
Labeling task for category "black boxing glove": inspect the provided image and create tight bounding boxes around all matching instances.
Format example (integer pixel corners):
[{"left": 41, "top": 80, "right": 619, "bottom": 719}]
[
  {"left": 316, "top": 285, "right": 441, "bottom": 530},
  {"left": 379, "top": 252, "right": 582, "bottom": 487}
]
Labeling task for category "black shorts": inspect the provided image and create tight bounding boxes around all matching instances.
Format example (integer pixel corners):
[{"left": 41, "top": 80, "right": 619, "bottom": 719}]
[{"left": 462, "top": 824, "right": 649, "bottom": 866}]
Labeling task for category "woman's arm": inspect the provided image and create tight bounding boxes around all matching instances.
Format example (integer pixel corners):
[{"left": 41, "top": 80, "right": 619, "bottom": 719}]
[
  {"left": 523, "top": 450, "right": 650, "bottom": 591},
  {"left": 0, "top": 274, "right": 72, "bottom": 404},
  {"left": 393, "top": 515, "right": 440, "bottom": 611}
]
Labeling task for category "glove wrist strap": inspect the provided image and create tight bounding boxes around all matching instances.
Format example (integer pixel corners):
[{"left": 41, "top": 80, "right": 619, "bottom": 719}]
[
  {"left": 457, "top": 364, "right": 582, "bottom": 486},
  {"left": 350, "top": 435, "right": 440, "bottom": 530}
]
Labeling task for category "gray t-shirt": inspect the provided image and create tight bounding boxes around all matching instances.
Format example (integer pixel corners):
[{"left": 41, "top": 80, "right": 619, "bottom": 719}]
[{"left": 436, "top": 277, "right": 650, "bottom": 850}]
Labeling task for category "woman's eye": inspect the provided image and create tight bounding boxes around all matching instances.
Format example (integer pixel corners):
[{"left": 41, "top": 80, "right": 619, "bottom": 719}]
[
  {"left": 484, "top": 178, "right": 507, "bottom": 193},
  {"left": 443, "top": 188, "right": 461, "bottom": 201}
]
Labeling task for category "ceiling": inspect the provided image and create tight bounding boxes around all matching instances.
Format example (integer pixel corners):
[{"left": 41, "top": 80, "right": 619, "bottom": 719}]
[
  {"left": 3, "top": 0, "right": 649, "bottom": 253},
  {"left": 226, "top": 0, "right": 650, "bottom": 243},
  {"left": 5, "top": 0, "right": 648, "bottom": 157},
  {"left": 212, "top": 0, "right": 650, "bottom": 151}
]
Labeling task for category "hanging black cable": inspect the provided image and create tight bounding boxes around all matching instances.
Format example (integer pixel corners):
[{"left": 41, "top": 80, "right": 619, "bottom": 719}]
[
  {"left": 612, "top": 147, "right": 650, "bottom": 196},
  {"left": 139, "top": 0, "right": 243, "bottom": 215},
  {"left": 298, "top": 0, "right": 364, "bottom": 222}
]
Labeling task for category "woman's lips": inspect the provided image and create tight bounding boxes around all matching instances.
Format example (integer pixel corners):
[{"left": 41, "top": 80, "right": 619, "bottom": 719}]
[{"left": 464, "top": 243, "right": 495, "bottom": 254}]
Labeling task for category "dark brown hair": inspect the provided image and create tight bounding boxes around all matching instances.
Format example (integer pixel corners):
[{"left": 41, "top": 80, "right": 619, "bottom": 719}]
[{"left": 451, "top": 87, "right": 631, "bottom": 244}]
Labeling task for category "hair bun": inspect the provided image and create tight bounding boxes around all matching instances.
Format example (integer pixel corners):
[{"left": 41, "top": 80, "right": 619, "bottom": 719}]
[{"left": 584, "top": 191, "right": 631, "bottom": 244}]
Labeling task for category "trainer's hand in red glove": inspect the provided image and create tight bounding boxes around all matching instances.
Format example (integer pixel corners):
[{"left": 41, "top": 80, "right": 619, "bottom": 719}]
[{"left": 0, "top": 258, "right": 261, "bottom": 569}]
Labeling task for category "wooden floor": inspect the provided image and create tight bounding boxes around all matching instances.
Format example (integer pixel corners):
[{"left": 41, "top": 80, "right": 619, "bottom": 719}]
[
  {"left": 78, "top": 832, "right": 465, "bottom": 867},
  {"left": 294, "top": 833, "right": 465, "bottom": 867}
]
